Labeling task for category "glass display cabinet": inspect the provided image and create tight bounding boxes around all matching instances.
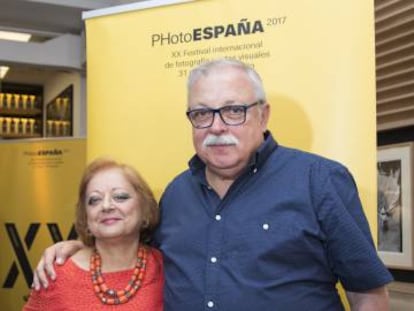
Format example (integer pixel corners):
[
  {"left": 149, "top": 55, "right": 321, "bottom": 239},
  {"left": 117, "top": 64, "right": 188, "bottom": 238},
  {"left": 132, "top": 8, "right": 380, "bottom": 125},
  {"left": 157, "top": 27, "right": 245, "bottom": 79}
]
[{"left": 0, "top": 82, "right": 43, "bottom": 139}]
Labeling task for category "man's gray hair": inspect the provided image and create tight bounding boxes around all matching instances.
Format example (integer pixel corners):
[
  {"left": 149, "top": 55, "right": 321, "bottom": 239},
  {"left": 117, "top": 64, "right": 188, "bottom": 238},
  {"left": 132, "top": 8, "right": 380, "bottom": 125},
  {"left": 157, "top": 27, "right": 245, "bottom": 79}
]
[{"left": 187, "top": 58, "right": 266, "bottom": 103}]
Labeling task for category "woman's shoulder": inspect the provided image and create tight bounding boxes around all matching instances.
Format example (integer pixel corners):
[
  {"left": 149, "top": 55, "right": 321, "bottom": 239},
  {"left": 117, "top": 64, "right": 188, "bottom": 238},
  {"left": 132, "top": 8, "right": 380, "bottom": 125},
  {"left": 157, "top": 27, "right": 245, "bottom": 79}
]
[
  {"left": 70, "top": 247, "right": 93, "bottom": 271},
  {"left": 148, "top": 246, "right": 162, "bottom": 260},
  {"left": 145, "top": 246, "right": 164, "bottom": 284},
  {"left": 147, "top": 246, "right": 163, "bottom": 271},
  {"left": 23, "top": 257, "right": 90, "bottom": 310}
]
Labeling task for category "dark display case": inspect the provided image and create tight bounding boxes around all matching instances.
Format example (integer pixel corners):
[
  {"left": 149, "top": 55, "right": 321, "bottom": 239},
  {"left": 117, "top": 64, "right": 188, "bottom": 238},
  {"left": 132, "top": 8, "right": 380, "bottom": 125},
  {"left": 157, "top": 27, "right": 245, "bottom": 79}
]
[{"left": 0, "top": 82, "right": 43, "bottom": 139}]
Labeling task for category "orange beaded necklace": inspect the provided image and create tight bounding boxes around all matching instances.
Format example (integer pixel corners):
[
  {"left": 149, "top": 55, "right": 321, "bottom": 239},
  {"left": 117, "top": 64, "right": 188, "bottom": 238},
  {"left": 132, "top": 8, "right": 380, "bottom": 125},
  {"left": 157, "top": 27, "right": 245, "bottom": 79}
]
[{"left": 90, "top": 245, "right": 147, "bottom": 305}]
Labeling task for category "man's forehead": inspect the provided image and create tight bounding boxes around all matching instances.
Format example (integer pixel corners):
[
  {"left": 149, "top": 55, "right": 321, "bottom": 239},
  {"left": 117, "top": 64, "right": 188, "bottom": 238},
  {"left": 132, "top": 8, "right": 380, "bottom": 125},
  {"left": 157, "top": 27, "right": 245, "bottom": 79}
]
[
  {"left": 188, "top": 100, "right": 240, "bottom": 109},
  {"left": 189, "top": 87, "right": 253, "bottom": 104}
]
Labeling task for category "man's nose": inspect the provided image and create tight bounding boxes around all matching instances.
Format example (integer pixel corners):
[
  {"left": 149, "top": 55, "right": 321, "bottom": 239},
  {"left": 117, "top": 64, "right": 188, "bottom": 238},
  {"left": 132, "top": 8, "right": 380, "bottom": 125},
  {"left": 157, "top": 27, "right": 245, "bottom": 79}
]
[{"left": 210, "top": 111, "right": 227, "bottom": 131}]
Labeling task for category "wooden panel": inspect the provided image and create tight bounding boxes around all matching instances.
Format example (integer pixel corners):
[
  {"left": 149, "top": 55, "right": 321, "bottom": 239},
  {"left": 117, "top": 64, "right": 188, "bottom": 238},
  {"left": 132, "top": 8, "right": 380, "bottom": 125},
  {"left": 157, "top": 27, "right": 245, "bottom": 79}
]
[{"left": 375, "top": 0, "right": 414, "bottom": 131}]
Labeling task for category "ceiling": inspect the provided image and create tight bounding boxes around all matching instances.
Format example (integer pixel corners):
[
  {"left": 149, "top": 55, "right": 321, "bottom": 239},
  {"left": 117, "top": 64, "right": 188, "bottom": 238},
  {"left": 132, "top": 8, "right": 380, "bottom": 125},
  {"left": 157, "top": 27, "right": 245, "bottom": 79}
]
[
  {"left": 0, "top": 0, "right": 141, "bottom": 36},
  {"left": 0, "top": 0, "right": 143, "bottom": 83}
]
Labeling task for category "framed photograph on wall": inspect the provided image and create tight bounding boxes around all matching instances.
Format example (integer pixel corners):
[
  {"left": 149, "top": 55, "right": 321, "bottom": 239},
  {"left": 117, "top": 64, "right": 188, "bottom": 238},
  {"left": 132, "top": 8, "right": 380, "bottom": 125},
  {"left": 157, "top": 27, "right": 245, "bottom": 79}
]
[{"left": 377, "top": 142, "right": 414, "bottom": 269}]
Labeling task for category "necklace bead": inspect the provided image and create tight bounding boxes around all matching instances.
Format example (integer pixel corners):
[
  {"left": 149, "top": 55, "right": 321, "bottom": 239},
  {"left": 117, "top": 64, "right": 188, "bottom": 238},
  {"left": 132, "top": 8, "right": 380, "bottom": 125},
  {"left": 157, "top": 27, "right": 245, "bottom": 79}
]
[{"left": 90, "top": 245, "right": 148, "bottom": 305}]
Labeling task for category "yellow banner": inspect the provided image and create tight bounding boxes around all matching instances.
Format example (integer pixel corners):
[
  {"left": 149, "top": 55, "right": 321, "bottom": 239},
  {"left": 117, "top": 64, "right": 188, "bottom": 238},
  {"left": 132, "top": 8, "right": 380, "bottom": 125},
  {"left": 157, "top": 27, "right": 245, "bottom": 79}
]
[
  {"left": 85, "top": 0, "right": 377, "bottom": 229},
  {"left": 0, "top": 139, "right": 86, "bottom": 310}
]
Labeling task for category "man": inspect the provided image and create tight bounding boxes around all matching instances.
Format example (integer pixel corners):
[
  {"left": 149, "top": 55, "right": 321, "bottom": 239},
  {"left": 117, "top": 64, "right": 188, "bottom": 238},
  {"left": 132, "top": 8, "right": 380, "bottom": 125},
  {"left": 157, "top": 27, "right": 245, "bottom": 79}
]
[{"left": 34, "top": 59, "right": 392, "bottom": 310}]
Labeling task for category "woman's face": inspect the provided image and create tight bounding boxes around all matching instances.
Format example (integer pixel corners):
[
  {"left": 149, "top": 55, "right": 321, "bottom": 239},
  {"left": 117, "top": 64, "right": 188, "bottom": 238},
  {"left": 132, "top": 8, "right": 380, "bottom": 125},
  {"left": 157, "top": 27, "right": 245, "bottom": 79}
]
[{"left": 85, "top": 167, "right": 142, "bottom": 244}]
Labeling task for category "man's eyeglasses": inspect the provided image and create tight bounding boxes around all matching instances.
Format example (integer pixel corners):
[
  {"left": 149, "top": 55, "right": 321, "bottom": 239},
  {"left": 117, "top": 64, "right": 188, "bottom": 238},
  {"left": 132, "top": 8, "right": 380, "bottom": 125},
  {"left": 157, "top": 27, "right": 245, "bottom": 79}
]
[{"left": 186, "top": 100, "right": 263, "bottom": 129}]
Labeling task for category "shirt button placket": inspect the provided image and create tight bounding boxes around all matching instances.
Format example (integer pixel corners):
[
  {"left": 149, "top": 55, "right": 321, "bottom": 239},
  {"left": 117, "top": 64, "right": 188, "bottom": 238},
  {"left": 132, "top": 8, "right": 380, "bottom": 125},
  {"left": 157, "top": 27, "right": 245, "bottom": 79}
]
[{"left": 205, "top": 208, "right": 222, "bottom": 310}]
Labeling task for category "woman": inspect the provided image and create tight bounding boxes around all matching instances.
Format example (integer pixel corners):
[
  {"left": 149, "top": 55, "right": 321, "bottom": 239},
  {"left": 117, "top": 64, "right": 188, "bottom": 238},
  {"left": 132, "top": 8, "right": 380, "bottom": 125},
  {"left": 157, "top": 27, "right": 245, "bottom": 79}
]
[{"left": 23, "top": 158, "right": 163, "bottom": 310}]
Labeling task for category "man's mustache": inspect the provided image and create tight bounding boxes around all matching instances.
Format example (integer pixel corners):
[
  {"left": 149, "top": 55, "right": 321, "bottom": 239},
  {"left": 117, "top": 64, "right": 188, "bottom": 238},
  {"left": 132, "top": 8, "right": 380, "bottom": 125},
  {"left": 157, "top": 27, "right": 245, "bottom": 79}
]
[{"left": 203, "top": 134, "right": 239, "bottom": 147}]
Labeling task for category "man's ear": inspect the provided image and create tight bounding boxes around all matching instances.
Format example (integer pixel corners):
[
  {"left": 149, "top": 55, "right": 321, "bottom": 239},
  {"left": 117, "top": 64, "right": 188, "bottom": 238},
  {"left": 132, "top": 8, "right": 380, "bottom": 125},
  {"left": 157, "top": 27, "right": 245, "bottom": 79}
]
[{"left": 260, "top": 102, "right": 270, "bottom": 132}]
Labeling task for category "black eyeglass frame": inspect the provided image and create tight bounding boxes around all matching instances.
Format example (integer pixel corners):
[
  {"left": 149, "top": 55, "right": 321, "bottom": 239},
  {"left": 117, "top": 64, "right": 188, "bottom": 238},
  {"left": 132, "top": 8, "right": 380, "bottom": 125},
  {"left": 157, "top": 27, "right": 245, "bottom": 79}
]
[{"left": 186, "top": 100, "right": 264, "bottom": 129}]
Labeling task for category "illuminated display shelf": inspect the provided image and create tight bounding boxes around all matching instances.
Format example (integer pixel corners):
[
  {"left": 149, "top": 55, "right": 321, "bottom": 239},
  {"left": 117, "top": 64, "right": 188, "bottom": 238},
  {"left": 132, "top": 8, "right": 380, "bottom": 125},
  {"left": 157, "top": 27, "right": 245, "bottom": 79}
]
[{"left": 0, "top": 83, "right": 43, "bottom": 139}]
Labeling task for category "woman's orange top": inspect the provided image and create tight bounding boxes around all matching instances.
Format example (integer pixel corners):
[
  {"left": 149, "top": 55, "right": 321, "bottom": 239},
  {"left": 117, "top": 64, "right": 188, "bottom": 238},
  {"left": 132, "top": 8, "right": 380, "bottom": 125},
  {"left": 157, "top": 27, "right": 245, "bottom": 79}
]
[{"left": 23, "top": 247, "right": 163, "bottom": 311}]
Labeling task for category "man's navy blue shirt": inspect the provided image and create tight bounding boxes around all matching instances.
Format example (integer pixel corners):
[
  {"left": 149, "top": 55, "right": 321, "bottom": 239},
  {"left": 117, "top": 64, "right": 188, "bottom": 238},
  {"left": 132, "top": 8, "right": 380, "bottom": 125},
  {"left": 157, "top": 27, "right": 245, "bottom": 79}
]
[{"left": 154, "top": 132, "right": 392, "bottom": 311}]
